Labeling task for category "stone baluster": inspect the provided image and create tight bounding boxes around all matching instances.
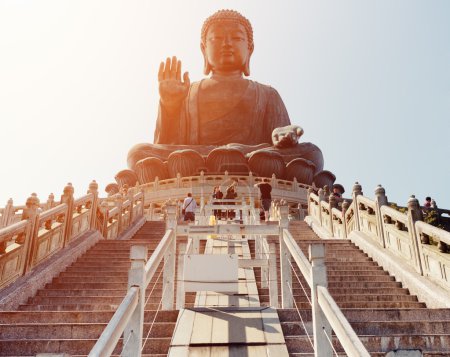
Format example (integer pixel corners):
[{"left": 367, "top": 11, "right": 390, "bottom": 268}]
[
  {"left": 352, "top": 182, "right": 363, "bottom": 231},
  {"left": 99, "top": 201, "right": 110, "bottom": 238},
  {"left": 127, "top": 188, "right": 134, "bottom": 227},
  {"left": 61, "top": 183, "right": 74, "bottom": 247},
  {"left": 292, "top": 177, "right": 299, "bottom": 192},
  {"left": 341, "top": 200, "right": 349, "bottom": 238},
  {"left": 271, "top": 173, "right": 277, "bottom": 189},
  {"left": 310, "top": 243, "right": 332, "bottom": 356},
  {"left": 154, "top": 176, "right": 159, "bottom": 192},
  {"left": 22, "top": 193, "right": 41, "bottom": 273},
  {"left": 88, "top": 180, "right": 99, "bottom": 230},
  {"left": 176, "top": 173, "right": 181, "bottom": 188},
  {"left": 163, "top": 202, "right": 177, "bottom": 310},
  {"left": 329, "top": 194, "right": 338, "bottom": 234},
  {"left": 317, "top": 188, "right": 324, "bottom": 226},
  {"left": 46, "top": 193, "right": 55, "bottom": 211},
  {"left": 123, "top": 245, "right": 147, "bottom": 356},
  {"left": 278, "top": 203, "right": 292, "bottom": 308},
  {"left": 374, "top": 185, "right": 388, "bottom": 248},
  {"left": 407, "top": 195, "right": 424, "bottom": 275},
  {"left": 113, "top": 194, "right": 123, "bottom": 235},
  {"left": 1, "top": 198, "right": 14, "bottom": 228},
  {"left": 248, "top": 171, "right": 254, "bottom": 186},
  {"left": 307, "top": 187, "right": 314, "bottom": 217}
]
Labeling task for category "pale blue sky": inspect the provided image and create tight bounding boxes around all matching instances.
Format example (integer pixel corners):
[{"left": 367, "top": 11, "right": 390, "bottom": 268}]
[{"left": 0, "top": 0, "right": 449, "bottom": 208}]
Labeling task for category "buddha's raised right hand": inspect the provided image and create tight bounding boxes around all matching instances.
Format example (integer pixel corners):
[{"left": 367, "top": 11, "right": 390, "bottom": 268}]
[{"left": 158, "top": 56, "right": 190, "bottom": 108}]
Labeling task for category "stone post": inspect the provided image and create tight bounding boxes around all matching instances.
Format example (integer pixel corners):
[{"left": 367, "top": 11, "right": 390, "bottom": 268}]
[
  {"left": 61, "top": 183, "right": 74, "bottom": 247},
  {"left": 248, "top": 171, "right": 254, "bottom": 186},
  {"left": 127, "top": 188, "right": 134, "bottom": 227},
  {"left": 176, "top": 172, "right": 181, "bottom": 188},
  {"left": 1, "top": 198, "right": 14, "bottom": 228},
  {"left": 352, "top": 182, "right": 363, "bottom": 231},
  {"left": 88, "top": 180, "right": 99, "bottom": 230},
  {"left": 271, "top": 173, "right": 277, "bottom": 189},
  {"left": 163, "top": 202, "right": 177, "bottom": 310},
  {"left": 407, "top": 195, "right": 424, "bottom": 275},
  {"left": 317, "top": 188, "right": 325, "bottom": 226},
  {"left": 279, "top": 204, "right": 292, "bottom": 308},
  {"left": 46, "top": 193, "right": 55, "bottom": 211},
  {"left": 123, "top": 245, "right": 147, "bottom": 357},
  {"left": 292, "top": 177, "right": 299, "bottom": 192},
  {"left": 307, "top": 187, "right": 314, "bottom": 218},
  {"left": 374, "top": 185, "right": 388, "bottom": 248},
  {"left": 176, "top": 242, "right": 187, "bottom": 310},
  {"left": 154, "top": 176, "right": 159, "bottom": 192},
  {"left": 100, "top": 201, "right": 110, "bottom": 238},
  {"left": 328, "top": 194, "right": 338, "bottom": 236},
  {"left": 22, "top": 194, "right": 41, "bottom": 273},
  {"left": 310, "top": 243, "right": 332, "bottom": 357},
  {"left": 269, "top": 242, "right": 279, "bottom": 308},
  {"left": 341, "top": 200, "right": 349, "bottom": 238},
  {"left": 114, "top": 194, "right": 124, "bottom": 235}
]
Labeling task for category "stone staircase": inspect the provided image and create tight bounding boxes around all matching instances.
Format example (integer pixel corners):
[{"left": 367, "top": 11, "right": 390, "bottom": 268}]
[
  {"left": 271, "top": 221, "right": 450, "bottom": 356},
  {"left": 0, "top": 221, "right": 179, "bottom": 356},
  {"left": 1, "top": 220, "right": 450, "bottom": 356}
]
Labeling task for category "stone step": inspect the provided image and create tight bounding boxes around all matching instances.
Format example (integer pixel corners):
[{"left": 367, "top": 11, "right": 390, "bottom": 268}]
[
  {"left": 281, "top": 320, "right": 450, "bottom": 336},
  {"left": 0, "top": 310, "right": 179, "bottom": 324},
  {"left": 0, "top": 337, "right": 171, "bottom": 356},
  {"left": 28, "top": 294, "right": 196, "bottom": 306},
  {"left": 284, "top": 334, "right": 450, "bottom": 354},
  {"left": 0, "top": 322, "right": 175, "bottom": 339},
  {"left": 18, "top": 302, "right": 165, "bottom": 311}
]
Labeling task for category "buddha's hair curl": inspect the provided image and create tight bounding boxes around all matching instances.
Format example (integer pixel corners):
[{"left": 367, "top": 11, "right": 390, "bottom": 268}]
[{"left": 201, "top": 10, "right": 254, "bottom": 49}]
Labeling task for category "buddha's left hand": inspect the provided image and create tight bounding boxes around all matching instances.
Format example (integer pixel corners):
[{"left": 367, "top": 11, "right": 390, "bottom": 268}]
[{"left": 272, "top": 125, "right": 304, "bottom": 148}]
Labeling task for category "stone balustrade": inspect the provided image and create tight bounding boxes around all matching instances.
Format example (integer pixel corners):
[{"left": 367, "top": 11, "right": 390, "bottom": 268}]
[
  {"left": 0, "top": 181, "right": 145, "bottom": 290},
  {"left": 307, "top": 182, "right": 450, "bottom": 291},
  {"left": 138, "top": 171, "right": 311, "bottom": 221}
]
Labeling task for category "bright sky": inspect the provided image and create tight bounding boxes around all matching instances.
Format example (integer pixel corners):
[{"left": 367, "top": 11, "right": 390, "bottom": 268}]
[{"left": 0, "top": 0, "right": 449, "bottom": 208}]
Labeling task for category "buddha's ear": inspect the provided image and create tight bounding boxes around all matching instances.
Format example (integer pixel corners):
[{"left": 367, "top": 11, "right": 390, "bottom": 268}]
[
  {"left": 201, "top": 42, "right": 212, "bottom": 75},
  {"left": 244, "top": 44, "right": 254, "bottom": 77}
]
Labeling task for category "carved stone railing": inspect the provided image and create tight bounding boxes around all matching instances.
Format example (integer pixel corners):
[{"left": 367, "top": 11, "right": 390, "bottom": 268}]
[
  {"left": 0, "top": 181, "right": 145, "bottom": 290},
  {"left": 307, "top": 182, "right": 450, "bottom": 290},
  {"left": 139, "top": 171, "right": 311, "bottom": 220}
]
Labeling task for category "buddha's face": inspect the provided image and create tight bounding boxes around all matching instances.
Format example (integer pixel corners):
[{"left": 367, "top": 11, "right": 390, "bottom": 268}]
[{"left": 202, "top": 21, "right": 253, "bottom": 75}]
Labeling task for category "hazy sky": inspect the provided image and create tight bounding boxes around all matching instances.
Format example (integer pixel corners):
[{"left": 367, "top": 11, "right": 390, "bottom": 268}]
[{"left": 1, "top": 0, "right": 449, "bottom": 208}]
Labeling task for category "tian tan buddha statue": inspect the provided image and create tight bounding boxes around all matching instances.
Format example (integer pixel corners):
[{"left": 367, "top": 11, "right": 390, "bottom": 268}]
[{"left": 114, "top": 10, "right": 335, "bottom": 189}]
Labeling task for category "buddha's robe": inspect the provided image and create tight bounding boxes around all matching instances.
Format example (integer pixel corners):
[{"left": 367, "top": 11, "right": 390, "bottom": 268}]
[{"left": 127, "top": 80, "right": 323, "bottom": 172}]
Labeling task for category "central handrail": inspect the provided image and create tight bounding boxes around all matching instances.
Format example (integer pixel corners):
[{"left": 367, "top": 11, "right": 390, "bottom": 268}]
[
  {"left": 281, "top": 229, "right": 370, "bottom": 356},
  {"left": 145, "top": 229, "right": 173, "bottom": 286},
  {"left": 88, "top": 287, "right": 139, "bottom": 357},
  {"left": 317, "top": 286, "right": 370, "bottom": 357}
]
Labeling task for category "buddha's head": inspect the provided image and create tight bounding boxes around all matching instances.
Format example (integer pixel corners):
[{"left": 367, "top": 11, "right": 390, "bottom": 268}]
[{"left": 201, "top": 10, "right": 254, "bottom": 76}]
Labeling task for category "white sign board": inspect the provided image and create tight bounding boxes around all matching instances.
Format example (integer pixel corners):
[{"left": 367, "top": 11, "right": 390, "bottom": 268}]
[{"left": 183, "top": 254, "right": 239, "bottom": 292}]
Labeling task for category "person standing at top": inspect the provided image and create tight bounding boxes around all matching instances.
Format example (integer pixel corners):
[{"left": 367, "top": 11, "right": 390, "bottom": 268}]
[
  {"left": 256, "top": 182, "right": 272, "bottom": 222},
  {"left": 182, "top": 193, "right": 197, "bottom": 222},
  {"left": 212, "top": 186, "right": 224, "bottom": 219}
]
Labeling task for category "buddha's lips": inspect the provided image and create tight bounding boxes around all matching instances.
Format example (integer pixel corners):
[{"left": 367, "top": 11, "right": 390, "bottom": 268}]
[{"left": 221, "top": 51, "right": 234, "bottom": 56}]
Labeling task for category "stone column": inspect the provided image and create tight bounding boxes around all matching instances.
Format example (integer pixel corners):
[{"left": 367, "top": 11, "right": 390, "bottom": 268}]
[
  {"left": 278, "top": 204, "right": 292, "bottom": 308},
  {"left": 163, "top": 201, "right": 177, "bottom": 310}
]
